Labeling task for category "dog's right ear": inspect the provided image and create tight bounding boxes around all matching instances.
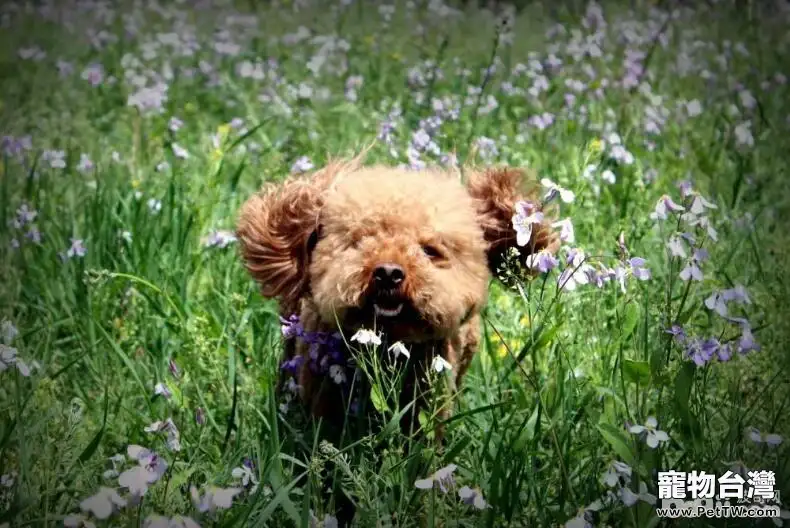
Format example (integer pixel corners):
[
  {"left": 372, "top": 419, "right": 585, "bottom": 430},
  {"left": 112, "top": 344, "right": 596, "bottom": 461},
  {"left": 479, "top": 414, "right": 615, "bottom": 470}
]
[{"left": 236, "top": 173, "right": 329, "bottom": 309}]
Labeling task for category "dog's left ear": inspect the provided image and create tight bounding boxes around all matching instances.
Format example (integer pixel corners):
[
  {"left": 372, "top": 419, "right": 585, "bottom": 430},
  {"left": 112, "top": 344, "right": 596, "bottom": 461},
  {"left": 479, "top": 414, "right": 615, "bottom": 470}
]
[{"left": 466, "top": 166, "right": 560, "bottom": 276}]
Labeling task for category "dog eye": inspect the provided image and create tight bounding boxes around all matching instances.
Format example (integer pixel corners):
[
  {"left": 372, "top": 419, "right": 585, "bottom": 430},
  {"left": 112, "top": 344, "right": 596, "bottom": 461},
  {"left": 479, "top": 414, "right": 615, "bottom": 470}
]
[{"left": 421, "top": 244, "right": 444, "bottom": 260}]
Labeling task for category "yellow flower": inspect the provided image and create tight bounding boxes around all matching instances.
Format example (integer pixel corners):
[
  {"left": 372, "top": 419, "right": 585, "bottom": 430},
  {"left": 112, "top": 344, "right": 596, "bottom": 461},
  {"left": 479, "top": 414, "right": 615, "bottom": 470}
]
[
  {"left": 364, "top": 35, "right": 375, "bottom": 47},
  {"left": 589, "top": 138, "right": 603, "bottom": 153},
  {"left": 131, "top": 179, "right": 141, "bottom": 189},
  {"left": 390, "top": 52, "right": 402, "bottom": 62},
  {"left": 217, "top": 123, "right": 231, "bottom": 139},
  {"left": 519, "top": 315, "right": 530, "bottom": 327},
  {"left": 185, "top": 102, "right": 196, "bottom": 113}
]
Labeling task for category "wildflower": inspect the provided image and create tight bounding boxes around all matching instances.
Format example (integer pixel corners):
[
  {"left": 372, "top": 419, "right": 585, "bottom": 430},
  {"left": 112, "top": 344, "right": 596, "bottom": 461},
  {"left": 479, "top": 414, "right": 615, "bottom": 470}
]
[
  {"left": 541, "top": 178, "right": 575, "bottom": 204},
  {"left": 388, "top": 341, "right": 410, "bottom": 360},
  {"left": 558, "top": 248, "right": 595, "bottom": 291},
  {"left": 195, "top": 407, "right": 205, "bottom": 426},
  {"left": 415, "top": 463, "right": 457, "bottom": 492},
  {"left": 601, "top": 169, "right": 616, "bottom": 184},
  {"left": 705, "top": 292, "right": 729, "bottom": 317},
  {"left": 171, "top": 143, "right": 189, "bottom": 159},
  {"left": 154, "top": 383, "right": 171, "bottom": 399},
  {"left": 144, "top": 418, "right": 181, "bottom": 451},
  {"left": 666, "top": 236, "right": 687, "bottom": 258},
  {"left": 79, "top": 487, "right": 127, "bottom": 520},
  {"left": 628, "top": 416, "right": 669, "bottom": 448},
  {"left": 232, "top": 460, "right": 259, "bottom": 493},
  {"left": 620, "top": 481, "right": 657, "bottom": 507},
  {"left": 431, "top": 355, "right": 452, "bottom": 373},
  {"left": 119, "top": 445, "right": 168, "bottom": 497},
  {"left": 168, "top": 117, "right": 184, "bottom": 132},
  {"left": 512, "top": 201, "right": 544, "bottom": 247},
  {"left": 747, "top": 428, "right": 782, "bottom": 446},
  {"left": 190, "top": 485, "right": 242, "bottom": 513},
  {"left": 41, "top": 149, "right": 66, "bottom": 169},
  {"left": 328, "top": 364, "right": 346, "bottom": 384},
  {"left": 552, "top": 218, "right": 575, "bottom": 244},
  {"left": 679, "top": 258, "right": 704, "bottom": 281},
  {"left": 565, "top": 500, "right": 604, "bottom": 528},
  {"left": 102, "top": 454, "right": 126, "bottom": 480},
  {"left": 147, "top": 199, "right": 162, "bottom": 214},
  {"left": 1, "top": 320, "right": 18, "bottom": 345},
  {"left": 649, "top": 195, "right": 684, "bottom": 221},
  {"left": 203, "top": 230, "right": 237, "bottom": 248},
  {"left": 685, "top": 99, "right": 702, "bottom": 117},
  {"left": 689, "top": 193, "right": 718, "bottom": 216},
  {"left": 350, "top": 328, "right": 381, "bottom": 347},
  {"left": 686, "top": 337, "right": 719, "bottom": 366},
  {"left": 0, "top": 345, "right": 32, "bottom": 377},
  {"left": 66, "top": 238, "right": 88, "bottom": 259},
  {"left": 458, "top": 486, "right": 487, "bottom": 509},
  {"left": 291, "top": 156, "right": 314, "bottom": 174},
  {"left": 722, "top": 284, "right": 751, "bottom": 305},
  {"left": 77, "top": 153, "right": 94, "bottom": 173},
  {"left": 717, "top": 343, "right": 733, "bottom": 362},
  {"left": 734, "top": 121, "right": 754, "bottom": 148},
  {"left": 168, "top": 359, "right": 180, "bottom": 379},
  {"left": 628, "top": 257, "right": 651, "bottom": 281},
  {"left": 525, "top": 250, "right": 560, "bottom": 273},
  {"left": 601, "top": 460, "right": 632, "bottom": 487},
  {"left": 64, "top": 514, "right": 97, "bottom": 528}
]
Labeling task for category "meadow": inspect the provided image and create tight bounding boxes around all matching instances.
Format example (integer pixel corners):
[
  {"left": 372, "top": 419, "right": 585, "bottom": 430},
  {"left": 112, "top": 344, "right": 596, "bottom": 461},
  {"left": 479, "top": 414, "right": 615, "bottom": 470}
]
[{"left": 1, "top": 0, "right": 789, "bottom": 526}]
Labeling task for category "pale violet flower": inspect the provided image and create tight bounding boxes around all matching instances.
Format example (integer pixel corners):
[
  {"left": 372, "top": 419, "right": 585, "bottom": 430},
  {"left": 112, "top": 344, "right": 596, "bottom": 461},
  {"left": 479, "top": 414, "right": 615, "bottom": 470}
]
[
  {"left": 747, "top": 428, "right": 783, "bottom": 446},
  {"left": 350, "top": 328, "right": 382, "bottom": 347},
  {"left": 552, "top": 218, "right": 575, "bottom": 244},
  {"left": 689, "top": 193, "right": 718, "bottom": 216},
  {"left": 685, "top": 99, "right": 703, "bottom": 117},
  {"left": 154, "top": 383, "right": 171, "bottom": 399},
  {"left": 231, "top": 462, "right": 259, "bottom": 493},
  {"left": 388, "top": 341, "right": 410, "bottom": 360},
  {"left": 734, "top": 121, "right": 754, "bottom": 148},
  {"left": 1, "top": 320, "right": 18, "bottom": 345},
  {"left": 512, "top": 201, "right": 544, "bottom": 247},
  {"left": 203, "top": 230, "right": 237, "bottom": 249},
  {"left": 565, "top": 500, "right": 604, "bottom": 528},
  {"left": 628, "top": 417, "right": 669, "bottom": 448},
  {"left": 458, "top": 486, "right": 488, "bottom": 509},
  {"left": 541, "top": 178, "right": 575, "bottom": 203},
  {"left": 525, "top": 250, "right": 560, "bottom": 273},
  {"left": 79, "top": 487, "right": 127, "bottom": 520},
  {"left": 415, "top": 464, "right": 457, "bottom": 493},
  {"left": 328, "top": 364, "right": 346, "bottom": 384},
  {"left": 119, "top": 445, "right": 168, "bottom": 497},
  {"left": 171, "top": 143, "right": 189, "bottom": 159},
  {"left": 64, "top": 514, "right": 97, "bottom": 528},
  {"left": 190, "top": 485, "right": 242, "bottom": 513},
  {"left": 0, "top": 345, "right": 32, "bottom": 377},
  {"left": 601, "top": 460, "right": 632, "bottom": 487},
  {"left": 619, "top": 481, "right": 657, "bottom": 507},
  {"left": 431, "top": 356, "right": 453, "bottom": 373},
  {"left": 291, "top": 156, "right": 314, "bottom": 174},
  {"left": 144, "top": 419, "right": 181, "bottom": 452},
  {"left": 649, "top": 195, "right": 684, "bottom": 221}
]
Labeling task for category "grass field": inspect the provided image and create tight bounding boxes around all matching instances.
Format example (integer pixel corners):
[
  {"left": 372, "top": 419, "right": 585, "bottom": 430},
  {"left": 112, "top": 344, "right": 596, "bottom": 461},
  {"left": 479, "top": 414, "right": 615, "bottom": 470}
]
[{"left": 1, "top": 0, "right": 790, "bottom": 526}]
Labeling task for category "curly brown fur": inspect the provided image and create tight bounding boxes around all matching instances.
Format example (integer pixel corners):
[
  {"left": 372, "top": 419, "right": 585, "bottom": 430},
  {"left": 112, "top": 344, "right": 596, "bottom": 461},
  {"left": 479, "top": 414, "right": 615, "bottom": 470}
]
[{"left": 237, "top": 159, "right": 559, "bottom": 440}]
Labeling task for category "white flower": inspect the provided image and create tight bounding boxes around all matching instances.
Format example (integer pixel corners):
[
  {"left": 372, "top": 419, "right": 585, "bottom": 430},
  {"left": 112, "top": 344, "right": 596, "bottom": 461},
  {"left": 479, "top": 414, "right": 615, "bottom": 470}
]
[
  {"left": 734, "top": 121, "right": 754, "bottom": 148},
  {"left": 171, "top": 143, "right": 189, "bottom": 159},
  {"left": 619, "top": 481, "right": 657, "bottom": 506},
  {"left": 119, "top": 445, "right": 168, "bottom": 497},
  {"left": 649, "top": 195, "right": 684, "bottom": 221},
  {"left": 387, "top": 341, "right": 410, "bottom": 360},
  {"left": 190, "top": 485, "right": 242, "bottom": 513},
  {"left": 628, "top": 417, "right": 670, "bottom": 448},
  {"left": 147, "top": 199, "right": 162, "bottom": 213},
  {"left": 1, "top": 320, "right": 18, "bottom": 345},
  {"left": 541, "top": 178, "right": 575, "bottom": 203},
  {"left": 328, "top": 364, "right": 346, "bottom": 384},
  {"left": 431, "top": 356, "right": 452, "bottom": 373},
  {"left": 685, "top": 99, "right": 702, "bottom": 117},
  {"left": 415, "top": 464, "right": 457, "bottom": 492},
  {"left": 350, "top": 328, "right": 382, "bottom": 347},
  {"left": 64, "top": 514, "right": 97, "bottom": 528},
  {"left": 232, "top": 463, "right": 259, "bottom": 493},
  {"left": 79, "top": 487, "right": 127, "bottom": 520},
  {"left": 689, "top": 194, "right": 718, "bottom": 216},
  {"left": 154, "top": 383, "right": 171, "bottom": 399},
  {"left": 0, "top": 344, "right": 31, "bottom": 377},
  {"left": 552, "top": 218, "right": 575, "bottom": 244},
  {"left": 601, "top": 169, "right": 616, "bottom": 184},
  {"left": 458, "top": 486, "right": 488, "bottom": 509},
  {"left": 143, "top": 419, "right": 181, "bottom": 452},
  {"left": 601, "top": 460, "right": 632, "bottom": 487},
  {"left": 512, "top": 201, "right": 544, "bottom": 247}
]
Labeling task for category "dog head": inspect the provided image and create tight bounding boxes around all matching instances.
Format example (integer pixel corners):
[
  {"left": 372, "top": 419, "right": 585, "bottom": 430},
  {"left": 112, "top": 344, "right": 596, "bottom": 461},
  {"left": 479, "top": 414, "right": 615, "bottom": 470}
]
[{"left": 237, "top": 160, "right": 558, "bottom": 343}]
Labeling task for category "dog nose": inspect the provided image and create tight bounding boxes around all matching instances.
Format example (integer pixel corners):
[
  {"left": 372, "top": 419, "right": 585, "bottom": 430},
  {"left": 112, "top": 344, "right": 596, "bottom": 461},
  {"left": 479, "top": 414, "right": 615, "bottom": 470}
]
[{"left": 373, "top": 263, "right": 405, "bottom": 289}]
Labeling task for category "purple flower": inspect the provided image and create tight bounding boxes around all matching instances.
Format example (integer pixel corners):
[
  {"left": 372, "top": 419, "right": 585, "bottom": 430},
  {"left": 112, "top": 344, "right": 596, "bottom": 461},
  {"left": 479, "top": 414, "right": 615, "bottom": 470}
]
[
  {"left": 511, "top": 201, "right": 544, "bottom": 247},
  {"left": 66, "top": 238, "right": 87, "bottom": 259},
  {"left": 195, "top": 407, "right": 205, "bottom": 426},
  {"left": 705, "top": 292, "right": 728, "bottom": 317},
  {"left": 280, "top": 315, "right": 302, "bottom": 339},
  {"left": 525, "top": 250, "right": 559, "bottom": 273},
  {"left": 717, "top": 343, "right": 732, "bottom": 361},
  {"left": 629, "top": 257, "right": 651, "bottom": 281},
  {"left": 291, "top": 156, "right": 314, "bottom": 174},
  {"left": 280, "top": 355, "right": 304, "bottom": 375},
  {"left": 665, "top": 325, "right": 687, "bottom": 344},
  {"left": 649, "top": 195, "right": 684, "bottom": 221}
]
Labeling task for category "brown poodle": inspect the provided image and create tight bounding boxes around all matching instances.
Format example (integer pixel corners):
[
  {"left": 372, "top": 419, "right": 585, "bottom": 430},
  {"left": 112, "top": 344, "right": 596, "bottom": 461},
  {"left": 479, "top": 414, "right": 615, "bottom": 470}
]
[{"left": 236, "top": 157, "right": 559, "bottom": 438}]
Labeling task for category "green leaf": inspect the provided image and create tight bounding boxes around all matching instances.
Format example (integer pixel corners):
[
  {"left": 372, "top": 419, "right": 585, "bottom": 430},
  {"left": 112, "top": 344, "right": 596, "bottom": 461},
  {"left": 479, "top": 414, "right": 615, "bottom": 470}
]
[
  {"left": 622, "top": 359, "right": 651, "bottom": 385},
  {"left": 79, "top": 383, "right": 110, "bottom": 462},
  {"left": 620, "top": 302, "right": 639, "bottom": 341},
  {"left": 596, "top": 422, "right": 635, "bottom": 465},
  {"left": 370, "top": 384, "right": 389, "bottom": 414}
]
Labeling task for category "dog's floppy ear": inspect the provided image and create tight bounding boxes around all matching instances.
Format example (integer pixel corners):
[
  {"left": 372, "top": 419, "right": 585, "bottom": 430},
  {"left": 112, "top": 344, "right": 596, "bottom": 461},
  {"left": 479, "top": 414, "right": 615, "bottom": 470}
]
[
  {"left": 466, "top": 166, "right": 560, "bottom": 276},
  {"left": 236, "top": 170, "right": 332, "bottom": 309}
]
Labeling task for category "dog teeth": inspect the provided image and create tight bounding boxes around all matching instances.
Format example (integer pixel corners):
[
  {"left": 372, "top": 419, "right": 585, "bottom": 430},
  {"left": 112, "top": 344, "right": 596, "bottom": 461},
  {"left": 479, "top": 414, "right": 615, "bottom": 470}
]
[{"left": 374, "top": 303, "right": 403, "bottom": 317}]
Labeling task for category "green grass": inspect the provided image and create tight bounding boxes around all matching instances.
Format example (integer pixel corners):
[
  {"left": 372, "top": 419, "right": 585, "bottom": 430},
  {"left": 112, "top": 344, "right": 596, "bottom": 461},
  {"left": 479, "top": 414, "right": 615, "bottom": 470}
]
[{"left": 1, "top": 0, "right": 789, "bottom": 526}]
